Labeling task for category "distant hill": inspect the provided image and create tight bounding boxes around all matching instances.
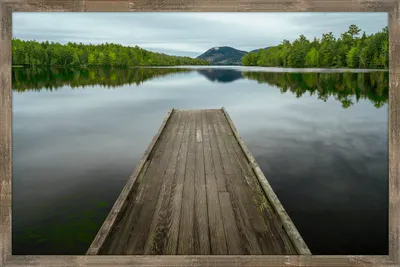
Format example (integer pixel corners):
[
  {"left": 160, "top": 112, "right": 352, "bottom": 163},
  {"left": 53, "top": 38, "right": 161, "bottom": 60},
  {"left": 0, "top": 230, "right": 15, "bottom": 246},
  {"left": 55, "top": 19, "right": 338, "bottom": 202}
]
[
  {"left": 250, "top": 47, "right": 270, "bottom": 53},
  {"left": 197, "top": 46, "right": 272, "bottom": 65},
  {"left": 197, "top": 46, "right": 248, "bottom": 65}
]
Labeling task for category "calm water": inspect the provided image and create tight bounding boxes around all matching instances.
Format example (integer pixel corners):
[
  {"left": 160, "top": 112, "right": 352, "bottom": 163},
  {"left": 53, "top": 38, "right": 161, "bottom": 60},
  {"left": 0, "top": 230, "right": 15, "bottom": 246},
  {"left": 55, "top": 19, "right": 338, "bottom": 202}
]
[{"left": 12, "top": 66, "right": 388, "bottom": 255}]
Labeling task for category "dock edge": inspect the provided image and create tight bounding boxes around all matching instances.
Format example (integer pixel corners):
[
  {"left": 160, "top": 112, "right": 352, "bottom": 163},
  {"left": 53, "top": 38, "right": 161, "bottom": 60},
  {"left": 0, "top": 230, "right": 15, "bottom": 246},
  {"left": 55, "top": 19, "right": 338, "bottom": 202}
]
[
  {"left": 221, "top": 107, "right": 312, "bottom": 255},
  {"left": 86, "top": 108, "right": 175, "bottom": 255}
]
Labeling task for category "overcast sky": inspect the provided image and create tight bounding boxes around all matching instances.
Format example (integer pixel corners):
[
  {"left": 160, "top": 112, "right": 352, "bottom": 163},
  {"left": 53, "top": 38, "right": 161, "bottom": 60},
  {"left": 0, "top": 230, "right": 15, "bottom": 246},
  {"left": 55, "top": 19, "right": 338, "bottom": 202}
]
[{"left": 13, "top": 12, "right": 387, "bottom": 58}]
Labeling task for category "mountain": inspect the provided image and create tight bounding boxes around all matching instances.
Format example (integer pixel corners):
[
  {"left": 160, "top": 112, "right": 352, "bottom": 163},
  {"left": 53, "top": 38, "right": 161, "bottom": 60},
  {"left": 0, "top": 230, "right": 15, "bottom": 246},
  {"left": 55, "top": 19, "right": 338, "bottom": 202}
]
[
  {"left": 196, "top": 46, "right": 248, "bottom": 65},
  {"left": 250, "top": 47, "right": 270, "bottom": 53}
]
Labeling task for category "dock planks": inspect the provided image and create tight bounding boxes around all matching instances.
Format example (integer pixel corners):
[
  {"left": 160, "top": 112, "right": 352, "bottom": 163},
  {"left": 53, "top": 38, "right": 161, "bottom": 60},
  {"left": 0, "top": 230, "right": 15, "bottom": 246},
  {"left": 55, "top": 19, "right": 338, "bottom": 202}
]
[{"left": 87, "top": 108, "right": 311, "bottom": 255}]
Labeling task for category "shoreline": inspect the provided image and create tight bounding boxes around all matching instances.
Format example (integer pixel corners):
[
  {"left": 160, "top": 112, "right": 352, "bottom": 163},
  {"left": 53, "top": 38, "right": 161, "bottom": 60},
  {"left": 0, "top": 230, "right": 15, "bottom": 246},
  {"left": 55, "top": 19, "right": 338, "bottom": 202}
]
[{"left": 12, "top": 65, "right": 389, "bottom": 72}]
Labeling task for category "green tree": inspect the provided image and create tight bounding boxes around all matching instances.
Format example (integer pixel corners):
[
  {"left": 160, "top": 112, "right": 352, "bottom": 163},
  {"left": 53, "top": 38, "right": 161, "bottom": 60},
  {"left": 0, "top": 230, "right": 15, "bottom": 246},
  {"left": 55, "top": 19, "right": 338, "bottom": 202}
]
[
  {"left": 305, "top": 48, "right": 319, "bottom": 67},
  {"left": 346, "top": 47, "right": 359, "bottom": 68},
  {"left": 348, "top": 24, "right": 361, "bottom": 38},
  {"left": 241, "top": 24, "right": 388, "bottom": 70}
]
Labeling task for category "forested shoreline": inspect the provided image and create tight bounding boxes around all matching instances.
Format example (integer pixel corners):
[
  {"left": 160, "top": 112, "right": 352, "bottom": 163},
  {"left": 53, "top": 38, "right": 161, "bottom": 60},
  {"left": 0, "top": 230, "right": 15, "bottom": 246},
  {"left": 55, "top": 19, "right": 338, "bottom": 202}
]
[
  {"left": 242, "top": 25, "right": 388, "bottom": 69},
  {"left": 12, "top": 39, "right": 210, "bottom": 67},
  {"left": 12, "top": 24, "right": 388, "bottom": 69}
]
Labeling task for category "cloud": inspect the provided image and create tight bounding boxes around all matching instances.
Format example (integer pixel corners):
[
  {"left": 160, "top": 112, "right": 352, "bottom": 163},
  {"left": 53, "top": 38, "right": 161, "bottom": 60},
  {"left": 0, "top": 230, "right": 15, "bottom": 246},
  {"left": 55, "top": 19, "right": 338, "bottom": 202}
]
[{"left": 12, "top": 12, "right": 387, "bottom": 57}]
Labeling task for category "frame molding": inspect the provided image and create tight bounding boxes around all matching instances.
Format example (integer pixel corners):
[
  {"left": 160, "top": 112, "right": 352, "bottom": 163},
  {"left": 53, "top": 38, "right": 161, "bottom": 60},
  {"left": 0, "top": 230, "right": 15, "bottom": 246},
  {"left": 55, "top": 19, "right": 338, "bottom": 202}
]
[{"left": 1, "top": 1, "right": 399, "bottom": 266}]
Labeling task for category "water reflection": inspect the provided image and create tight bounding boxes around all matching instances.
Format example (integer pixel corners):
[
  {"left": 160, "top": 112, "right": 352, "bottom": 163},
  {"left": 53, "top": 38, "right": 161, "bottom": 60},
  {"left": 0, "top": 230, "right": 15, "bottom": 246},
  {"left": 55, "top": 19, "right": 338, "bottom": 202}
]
[
  {"left": 12, "top": 66, "right": 388, "bottom": 255},
  {"left": 243, "top": 71, "right": 388, "bottom": 109},
  {"left": 12, "top": 67, "right": 192, "bottom": 91},
  {"left": 12, "top": 67, "right": 388, "bottom": 109},
  {"left": 197, "top": 69, "right": 243, "bottom": 83}
]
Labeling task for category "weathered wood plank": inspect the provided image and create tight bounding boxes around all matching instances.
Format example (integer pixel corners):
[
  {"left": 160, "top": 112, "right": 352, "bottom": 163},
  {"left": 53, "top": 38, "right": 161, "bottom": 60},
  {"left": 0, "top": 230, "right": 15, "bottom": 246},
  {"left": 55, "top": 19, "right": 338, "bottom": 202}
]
[
  {"left": 103, "top": 112, "right": 180, "bottom": 254},
  {"left": 123, "top": 111, "right": 182, "bottom": 254},
  {"left": 202, "top": 111, "right": 214, "bottom": 175},
  {"left": 206, "top": 174, "right": 228, "bottom": 254},
  {"left": 210, "top": 111, "right": 264, "bottom": 255},
  {"left": 206, "top": 111, "right": 227, "bottom": 192},
  {"left": 164, "top": 111, "right": 191, "bottom": 254},
  {"left": 218, "top": 192, "right": 243, "bottom": 255},
  {"left": 87, "top": 108, "right": 174, "bottom": 255},
  {"left": 221, "top": 107, "right": 311, "bottom": 255},
  {"left": 224, "top": 172, "right": 265, "bottom": 255},
  {"left": 210, "top": 111, "right": 235, "bottom": 175},
  {"left": 143, "top": 111, "right": 189, "bottom": 254},
  {"left": 215, "top": 111, "right": 290, "bottom": 254},
  {"left": 193, "top": 111, "right": 211, "bottom": 255},
  {"left": 177, "top": 111, "right": 196, "bottom": 255},
  {"left": 97, "top": 113, "right": 177, "bottom": 255},
  {"left": 166, "top": 111, "right": 189, "bottom": 175},
  {"left": 218, "top": 110, "right": 296, "bottom": 254},
  {"left": 196, "top": 128, "right": 202, "bottom": 143}
]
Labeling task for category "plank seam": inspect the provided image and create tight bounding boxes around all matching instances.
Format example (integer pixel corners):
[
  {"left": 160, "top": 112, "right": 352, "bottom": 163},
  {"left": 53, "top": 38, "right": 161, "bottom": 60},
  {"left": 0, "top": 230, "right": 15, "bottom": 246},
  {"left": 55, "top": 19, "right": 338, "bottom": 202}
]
[
  {"left": 204, "top": 111, "right": 229, "bottom": 254},
  {"left": 201, "top": 112, "right": 212, "bottom": 254},
  {"left": 176, "top": 112, "right": 192, "bottom": 254}
]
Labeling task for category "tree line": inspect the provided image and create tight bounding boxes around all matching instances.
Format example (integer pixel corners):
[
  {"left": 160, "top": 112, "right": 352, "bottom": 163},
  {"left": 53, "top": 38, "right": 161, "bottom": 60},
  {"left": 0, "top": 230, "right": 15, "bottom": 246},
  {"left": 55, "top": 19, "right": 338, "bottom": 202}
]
[
  {"left": 242, "top": 25, "right": 389, "bottom": 69},
  {"left": 12, "top": 39, "right": 209, "bottom": 67}
]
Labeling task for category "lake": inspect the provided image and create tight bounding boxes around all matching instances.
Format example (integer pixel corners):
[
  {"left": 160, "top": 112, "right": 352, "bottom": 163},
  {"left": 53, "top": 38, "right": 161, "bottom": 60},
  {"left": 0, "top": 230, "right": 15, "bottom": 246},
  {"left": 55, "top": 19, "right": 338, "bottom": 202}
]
[{"left": 12, "top": 66, "right": 388, "bottom": 255}]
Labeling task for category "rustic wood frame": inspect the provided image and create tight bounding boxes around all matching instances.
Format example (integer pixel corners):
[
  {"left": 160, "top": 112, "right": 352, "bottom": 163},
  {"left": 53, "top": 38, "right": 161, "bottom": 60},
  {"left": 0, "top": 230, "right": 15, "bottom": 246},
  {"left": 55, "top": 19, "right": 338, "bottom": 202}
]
[{"left": 0, "top": 1, "right": 399, "bottom": 266}]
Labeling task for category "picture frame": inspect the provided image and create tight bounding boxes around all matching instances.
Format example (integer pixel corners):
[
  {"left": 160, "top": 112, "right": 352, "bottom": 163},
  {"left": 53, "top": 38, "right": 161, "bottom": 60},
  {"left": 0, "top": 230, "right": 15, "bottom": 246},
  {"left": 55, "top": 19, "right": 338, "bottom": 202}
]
[{"left": 1, "top": 0, "right": 399, "bottom": 266}]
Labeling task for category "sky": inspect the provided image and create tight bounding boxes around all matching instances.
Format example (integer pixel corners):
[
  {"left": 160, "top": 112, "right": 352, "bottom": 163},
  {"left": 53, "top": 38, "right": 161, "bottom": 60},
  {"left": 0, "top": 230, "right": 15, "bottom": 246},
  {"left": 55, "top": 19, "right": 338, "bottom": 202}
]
[{"left": 12, "top": 12, "right": 387, "bottom": 58}]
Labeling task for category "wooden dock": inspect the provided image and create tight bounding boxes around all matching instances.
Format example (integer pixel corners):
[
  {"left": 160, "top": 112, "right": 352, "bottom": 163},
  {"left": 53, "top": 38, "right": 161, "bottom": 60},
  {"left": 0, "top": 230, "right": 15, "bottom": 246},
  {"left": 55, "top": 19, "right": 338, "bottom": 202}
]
[{"left": 86, "top": 108, "right": 311, "bottom": 255}]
